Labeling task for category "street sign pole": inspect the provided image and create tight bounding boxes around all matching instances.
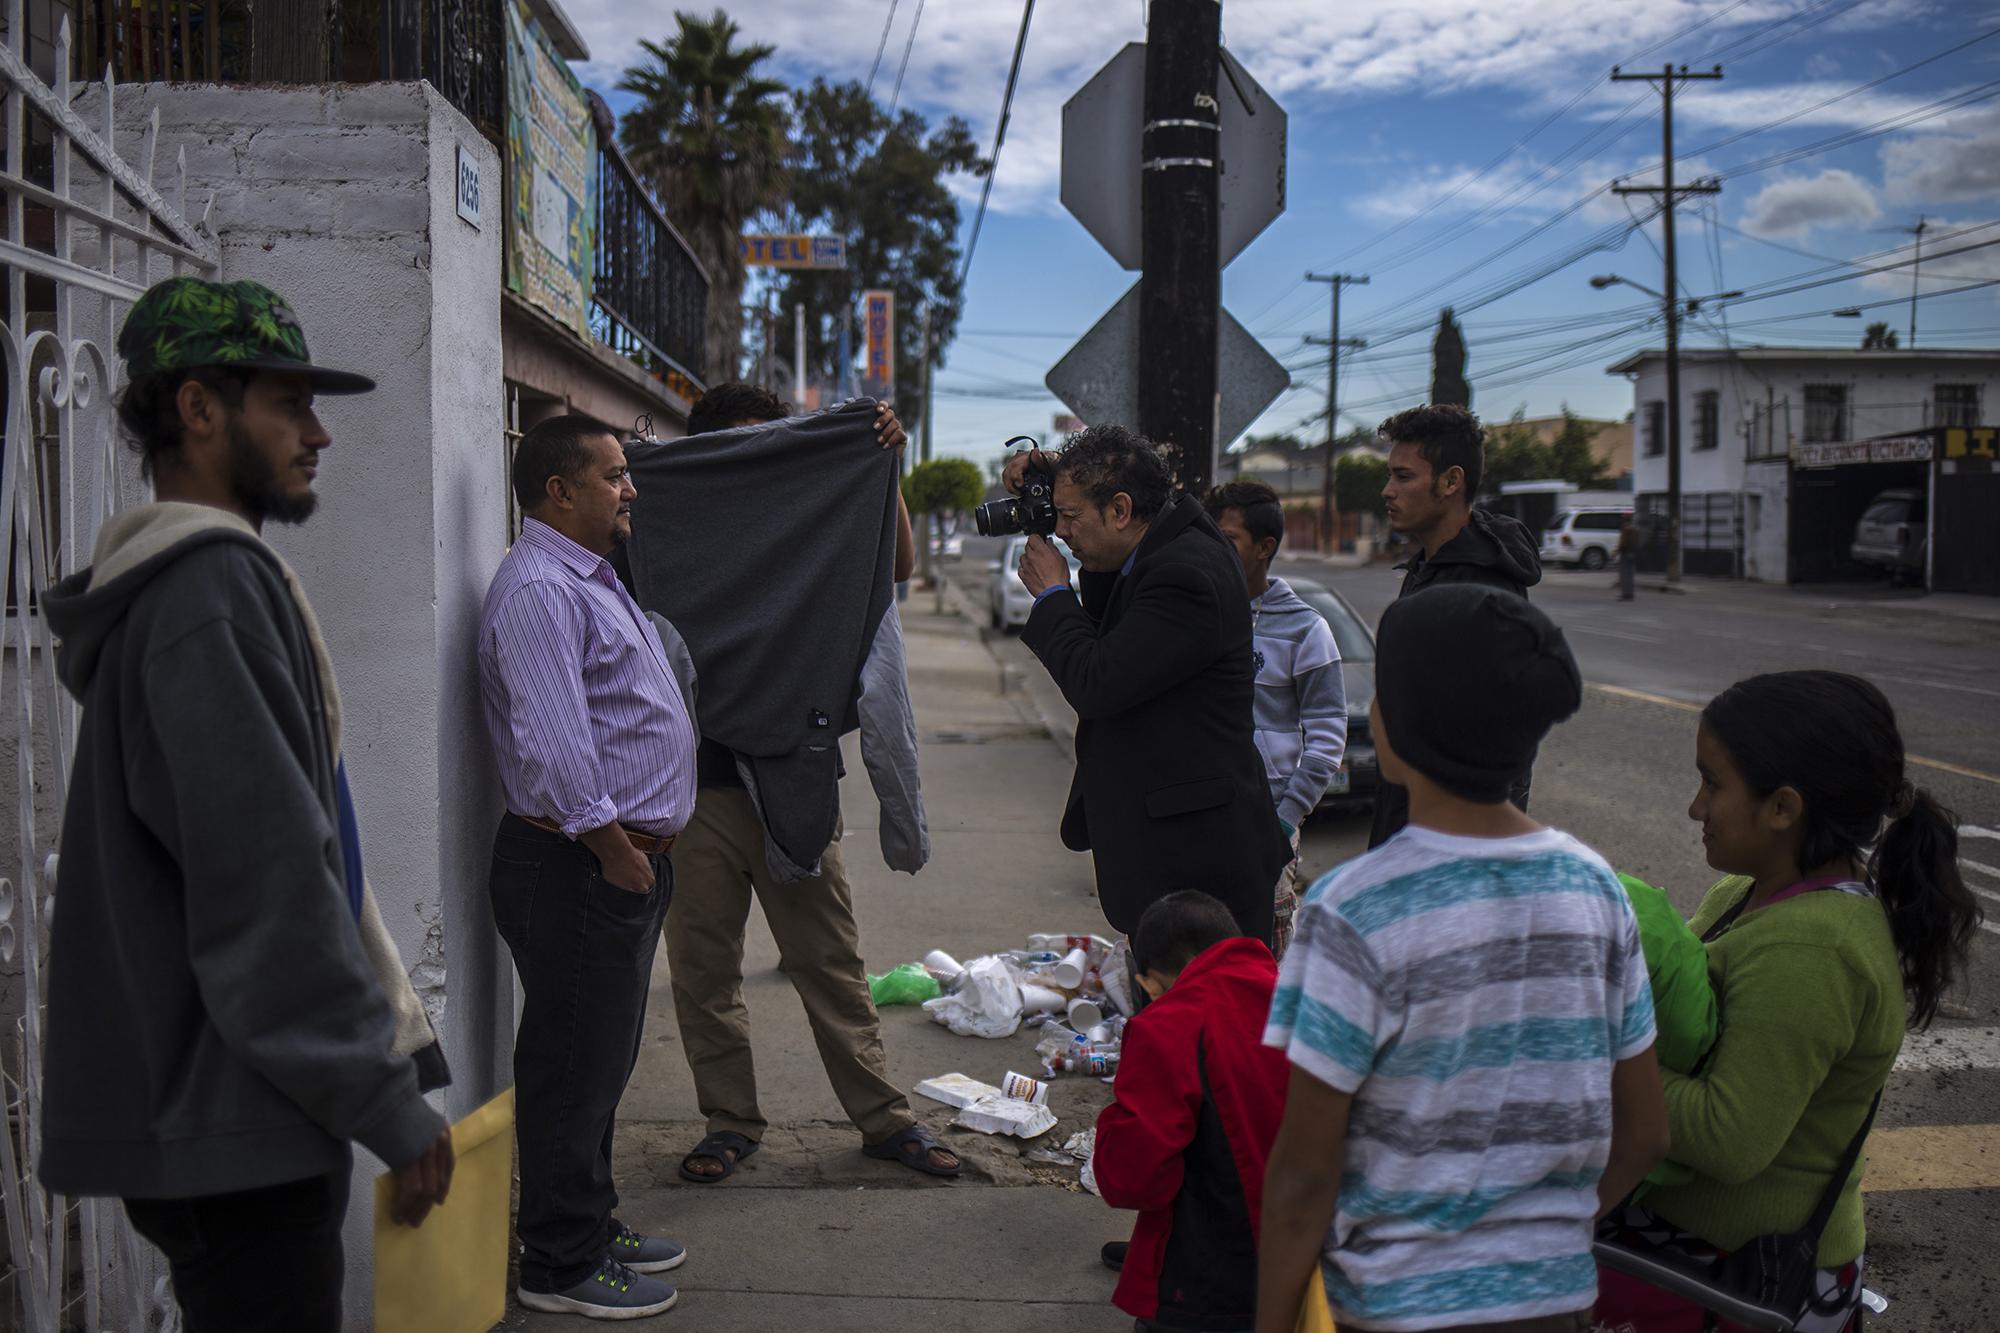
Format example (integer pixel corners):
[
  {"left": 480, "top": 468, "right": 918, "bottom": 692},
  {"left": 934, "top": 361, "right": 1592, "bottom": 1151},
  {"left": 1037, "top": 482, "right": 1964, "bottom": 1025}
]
[{"left": 1139, "top": 0, "right": 1222, "bottom": 494}]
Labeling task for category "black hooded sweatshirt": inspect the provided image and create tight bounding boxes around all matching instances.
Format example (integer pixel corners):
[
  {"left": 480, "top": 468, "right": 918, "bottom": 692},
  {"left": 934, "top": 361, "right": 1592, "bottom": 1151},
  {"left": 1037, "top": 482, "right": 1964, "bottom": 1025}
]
[{"left": 1368, "top": 507, "right": 1543, "bottom": 847}]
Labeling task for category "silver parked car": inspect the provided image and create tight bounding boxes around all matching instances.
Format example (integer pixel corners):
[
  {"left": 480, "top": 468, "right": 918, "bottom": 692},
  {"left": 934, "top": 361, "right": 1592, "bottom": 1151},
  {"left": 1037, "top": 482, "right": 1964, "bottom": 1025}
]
[
  {"left": 1284, "top": 577, "right": 1379, "bottom": 813},
  {"left": 1850, "top": 488, "right": 1927, "bottom": 584},
  {"left": 986, "top": 534, "right": 1081, "bottom": 631}
]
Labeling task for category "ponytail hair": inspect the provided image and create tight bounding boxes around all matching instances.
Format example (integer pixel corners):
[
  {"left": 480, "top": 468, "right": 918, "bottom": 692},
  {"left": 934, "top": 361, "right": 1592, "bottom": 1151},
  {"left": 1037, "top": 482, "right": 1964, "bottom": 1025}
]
[{"left": 1702, "top": 670, "right": 1983, "bottom": 1029}]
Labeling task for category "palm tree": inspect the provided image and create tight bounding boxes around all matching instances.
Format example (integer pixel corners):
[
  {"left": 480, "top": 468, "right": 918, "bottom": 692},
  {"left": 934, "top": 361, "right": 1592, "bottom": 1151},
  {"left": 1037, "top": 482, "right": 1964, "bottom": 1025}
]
[
  {"left": 1860, "top": 321, "right": 1900, "bottom": 350},
  {"left": 618, "top": 11, "right": 791, "bottom": 382}
]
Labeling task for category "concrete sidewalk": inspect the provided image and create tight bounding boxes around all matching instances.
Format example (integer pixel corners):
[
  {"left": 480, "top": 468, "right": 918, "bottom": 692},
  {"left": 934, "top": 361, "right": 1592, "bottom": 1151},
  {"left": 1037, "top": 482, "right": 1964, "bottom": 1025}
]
[{"left": 504, "top": 587, "right": 1130, "bottom": 1331}]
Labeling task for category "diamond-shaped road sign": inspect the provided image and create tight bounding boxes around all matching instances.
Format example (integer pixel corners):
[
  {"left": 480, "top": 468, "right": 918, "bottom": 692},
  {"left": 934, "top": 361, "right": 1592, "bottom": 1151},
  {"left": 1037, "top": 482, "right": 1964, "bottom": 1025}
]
[
  {"left": 1046, "top": 283, "right": 1291, "bottom": 447},
  {"left": 1060, "top": 44, "right": 1287, "bottom": 271}
]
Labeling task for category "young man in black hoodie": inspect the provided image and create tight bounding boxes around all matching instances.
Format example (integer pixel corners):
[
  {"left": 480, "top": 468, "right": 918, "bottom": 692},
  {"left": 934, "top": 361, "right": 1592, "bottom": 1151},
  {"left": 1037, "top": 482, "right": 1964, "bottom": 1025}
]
[
  {"left": 40, "top": 278, "right": 453, "bottom": 1331},
  {"left": 1368, "top": 403, "right": 1543, "bottom": 847}
]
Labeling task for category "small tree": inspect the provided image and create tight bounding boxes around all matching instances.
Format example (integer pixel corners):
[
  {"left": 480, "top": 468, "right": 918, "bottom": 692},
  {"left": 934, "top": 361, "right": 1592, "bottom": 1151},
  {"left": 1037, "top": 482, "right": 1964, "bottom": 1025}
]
[
  {"left": 1861, "top": 321, "right": 1900, "bottom": 350},
  {"left": 902, "top": 457, "right": 986, "bottom": 587},
  {"left": 1334, "top": 452, "right": 1388, "bottom": 520},
  {"left": 1431, "top": 308, "right": 1471, "bottom": 408}
]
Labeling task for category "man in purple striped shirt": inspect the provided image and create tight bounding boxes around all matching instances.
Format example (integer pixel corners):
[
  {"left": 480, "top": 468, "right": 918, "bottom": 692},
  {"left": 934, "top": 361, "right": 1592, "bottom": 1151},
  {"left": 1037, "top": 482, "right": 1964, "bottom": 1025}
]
[{"left": 477, "top": 414, "right": 696, "bottom": 1319}]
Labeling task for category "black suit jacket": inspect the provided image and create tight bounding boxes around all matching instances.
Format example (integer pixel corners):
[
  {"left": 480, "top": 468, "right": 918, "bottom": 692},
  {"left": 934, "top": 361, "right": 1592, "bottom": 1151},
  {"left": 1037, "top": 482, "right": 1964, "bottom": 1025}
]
[{"left": 1021, "top": 495, "right": 1290, "bottom": 941}]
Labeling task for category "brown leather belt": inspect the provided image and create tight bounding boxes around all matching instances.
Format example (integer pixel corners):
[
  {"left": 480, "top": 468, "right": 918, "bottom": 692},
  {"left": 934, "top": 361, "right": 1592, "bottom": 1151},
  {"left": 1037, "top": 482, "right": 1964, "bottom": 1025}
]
[{"left": 516, "top": 814, "right": 677, "bottom": 856}]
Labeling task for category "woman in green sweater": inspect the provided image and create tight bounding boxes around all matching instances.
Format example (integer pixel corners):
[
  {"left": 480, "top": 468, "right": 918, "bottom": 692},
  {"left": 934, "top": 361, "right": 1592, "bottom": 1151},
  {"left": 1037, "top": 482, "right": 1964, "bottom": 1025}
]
[{"left": 1596, "top": 671, "right": 1982, "bottom": 1333}]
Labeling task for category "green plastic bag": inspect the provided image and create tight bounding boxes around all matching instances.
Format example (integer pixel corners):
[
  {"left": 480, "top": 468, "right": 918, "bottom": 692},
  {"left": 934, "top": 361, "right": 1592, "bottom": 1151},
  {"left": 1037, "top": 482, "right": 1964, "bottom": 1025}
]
[
  {"left": 1619, "top": 873, "right": 1719, "bottom": 1193},
  {"left": 868, "top": 961, "right": 942, "bottom": 1006},
  {"left": 1619, "top": 874, "right": 1718, "bottom": 1076}
]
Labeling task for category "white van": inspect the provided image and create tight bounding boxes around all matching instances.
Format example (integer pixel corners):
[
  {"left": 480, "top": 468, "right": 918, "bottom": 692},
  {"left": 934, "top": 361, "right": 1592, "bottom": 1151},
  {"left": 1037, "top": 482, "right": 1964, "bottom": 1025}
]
[{"left": 1540, "top": 506, "right": 1632, "bottom": 571}]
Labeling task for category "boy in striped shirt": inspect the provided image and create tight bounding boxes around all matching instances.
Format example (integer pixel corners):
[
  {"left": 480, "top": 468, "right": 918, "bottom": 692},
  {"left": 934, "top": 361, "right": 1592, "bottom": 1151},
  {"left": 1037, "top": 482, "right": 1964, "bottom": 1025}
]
[{"left": 1255, "top": 584, "right": 1669, "bottom": 1333}]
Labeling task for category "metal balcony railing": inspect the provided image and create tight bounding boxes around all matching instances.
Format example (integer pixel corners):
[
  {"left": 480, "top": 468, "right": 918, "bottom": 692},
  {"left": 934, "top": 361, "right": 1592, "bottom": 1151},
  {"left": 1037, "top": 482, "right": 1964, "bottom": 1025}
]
[
  {"left": 587, "top": 93, "right": 707, "bottom": 395},
  {"left": 63, "top": 0, "right": 504, "bottom": 143}
]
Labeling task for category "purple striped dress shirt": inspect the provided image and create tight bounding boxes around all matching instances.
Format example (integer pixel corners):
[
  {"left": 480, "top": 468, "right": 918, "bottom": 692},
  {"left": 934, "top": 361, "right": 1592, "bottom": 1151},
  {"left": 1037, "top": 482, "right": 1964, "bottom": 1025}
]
[{"left": 477, "top": 517, "right": 697, "bottom": 838}]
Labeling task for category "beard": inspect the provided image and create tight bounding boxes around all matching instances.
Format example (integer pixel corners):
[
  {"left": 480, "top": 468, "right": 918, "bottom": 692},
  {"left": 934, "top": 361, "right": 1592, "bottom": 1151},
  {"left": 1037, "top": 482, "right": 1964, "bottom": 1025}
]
[{"left": 227, "top": 417, "right": 318, "bottom": 525}]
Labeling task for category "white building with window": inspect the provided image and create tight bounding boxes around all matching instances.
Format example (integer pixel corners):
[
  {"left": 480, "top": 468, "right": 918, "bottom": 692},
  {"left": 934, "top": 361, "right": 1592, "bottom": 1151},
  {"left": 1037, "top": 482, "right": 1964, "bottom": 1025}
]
[{"left": 1606, "top": 347, "right": 2000, "bottom": 586}]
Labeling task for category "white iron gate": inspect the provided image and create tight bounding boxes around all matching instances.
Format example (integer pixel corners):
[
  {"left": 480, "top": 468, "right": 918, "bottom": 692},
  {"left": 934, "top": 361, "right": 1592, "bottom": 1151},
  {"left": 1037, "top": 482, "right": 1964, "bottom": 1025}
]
[{"left": 0, "top": 0, "right": 216, "bottom": 1326}]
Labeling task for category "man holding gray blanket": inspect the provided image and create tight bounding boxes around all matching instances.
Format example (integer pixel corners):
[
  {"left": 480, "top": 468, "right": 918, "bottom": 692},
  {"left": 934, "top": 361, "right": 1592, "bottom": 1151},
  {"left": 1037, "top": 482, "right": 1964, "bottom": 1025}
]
[{"left": 620, "top": 390, "right": 955, "bottom": 1182}]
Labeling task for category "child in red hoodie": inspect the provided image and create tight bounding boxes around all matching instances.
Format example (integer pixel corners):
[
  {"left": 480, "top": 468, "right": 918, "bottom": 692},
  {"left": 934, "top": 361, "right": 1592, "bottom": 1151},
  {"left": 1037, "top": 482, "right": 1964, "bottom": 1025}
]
[{"left": 1095, "top": 890, "right": 1291, "bottom": 1333}]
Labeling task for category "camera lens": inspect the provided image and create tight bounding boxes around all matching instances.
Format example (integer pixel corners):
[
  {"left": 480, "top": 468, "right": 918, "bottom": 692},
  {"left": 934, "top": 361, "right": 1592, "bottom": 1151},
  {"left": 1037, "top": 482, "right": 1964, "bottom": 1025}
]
[{"left": 974, "top": 497, "right": 1022, "bottom": 537}]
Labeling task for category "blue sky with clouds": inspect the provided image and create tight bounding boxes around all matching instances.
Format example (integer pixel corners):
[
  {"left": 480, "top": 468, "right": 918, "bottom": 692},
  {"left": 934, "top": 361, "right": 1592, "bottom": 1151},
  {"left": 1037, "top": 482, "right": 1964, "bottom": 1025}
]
[{"left": 562, "top": 0, "right": 2000, "bottom": 465}]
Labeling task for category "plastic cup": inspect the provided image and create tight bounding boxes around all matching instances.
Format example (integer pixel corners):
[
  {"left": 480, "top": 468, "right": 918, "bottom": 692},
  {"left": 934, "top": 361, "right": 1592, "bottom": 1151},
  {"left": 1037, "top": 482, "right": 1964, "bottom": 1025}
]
[
  {"left": 922, "top": 948, "right": 964, "bottom": 987},
  {"left": 1019, "top": 982, "right": 1066, "bottom": 1015},
  {"left": 1001, "top": 1070, "right": 1050, "bottom": 1106},
  {"left": 1050, "top": 947, "right": 1090, "bottom": 990},
  {"left": 1067, "top": 996, "right": 1104, "bottom": 1031}
]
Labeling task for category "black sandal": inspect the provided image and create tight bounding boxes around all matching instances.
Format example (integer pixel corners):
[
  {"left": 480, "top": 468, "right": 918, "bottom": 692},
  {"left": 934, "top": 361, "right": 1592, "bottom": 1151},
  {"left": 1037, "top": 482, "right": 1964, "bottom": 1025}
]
[
  {"left": 862, "top": 1124, "right": 962, "bottom": 1178},
  {"left": 678, "top": 1130, "right": 760, "bottom": 1183}
]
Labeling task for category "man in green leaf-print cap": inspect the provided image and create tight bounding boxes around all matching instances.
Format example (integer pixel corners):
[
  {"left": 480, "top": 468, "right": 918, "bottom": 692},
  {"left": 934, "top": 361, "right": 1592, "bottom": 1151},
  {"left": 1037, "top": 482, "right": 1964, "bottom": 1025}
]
[
  {"left": 114, "top": 276, "right": 375, "bottom": 526},
  {"left": 33, "top": 276, "right": 455, "bottom": 1331}
]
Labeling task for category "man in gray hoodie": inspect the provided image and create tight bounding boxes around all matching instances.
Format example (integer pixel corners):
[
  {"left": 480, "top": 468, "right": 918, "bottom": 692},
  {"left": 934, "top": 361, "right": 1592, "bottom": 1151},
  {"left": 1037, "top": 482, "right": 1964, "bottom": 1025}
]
[
  {"left": 1203, "top": 481, "right": 1346, "bottom": 959},
  {"left": 40, "top": 277, "right": 453, "bottom": 1332}
]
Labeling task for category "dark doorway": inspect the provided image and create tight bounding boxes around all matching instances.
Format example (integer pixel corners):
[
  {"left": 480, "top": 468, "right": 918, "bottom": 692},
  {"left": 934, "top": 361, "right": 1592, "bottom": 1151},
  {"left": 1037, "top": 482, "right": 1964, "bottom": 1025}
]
[{"left": 1787, "top": 461, "right": 1927, "bottom": 584}]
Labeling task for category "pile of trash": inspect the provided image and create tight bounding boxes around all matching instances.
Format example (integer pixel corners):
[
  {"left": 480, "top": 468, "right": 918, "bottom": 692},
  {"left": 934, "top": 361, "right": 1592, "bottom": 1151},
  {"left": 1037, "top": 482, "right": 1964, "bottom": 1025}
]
[
  {"left": 881, "top": 933, "right": 1135, "bottom": 1162},
  {"left": 906, "top": 933, "right": 1134, "bottom": 1042}
]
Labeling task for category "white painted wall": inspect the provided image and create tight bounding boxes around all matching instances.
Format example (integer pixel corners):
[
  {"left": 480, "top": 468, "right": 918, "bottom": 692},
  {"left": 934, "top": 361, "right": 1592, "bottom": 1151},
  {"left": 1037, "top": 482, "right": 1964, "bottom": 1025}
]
[
  {"left": 95, "top": 82, "right": 511, "bottom": 1326},
  {"left": 1624, "top": 351, "right": 2000, "bottom": 497},
  {"left": 1742, "top": 460, "right": 1791, "bottom": 583}
]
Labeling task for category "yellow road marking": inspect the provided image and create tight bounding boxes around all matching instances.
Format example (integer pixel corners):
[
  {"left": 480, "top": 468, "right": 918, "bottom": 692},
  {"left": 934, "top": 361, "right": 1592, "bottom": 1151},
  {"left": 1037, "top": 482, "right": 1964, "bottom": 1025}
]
[
  {"left": 1864, "top": 1123, "right": 2000, "bottom": 1193},
  {"left": 1583, "top": 683, "right": 2000, "bottom": 787}
]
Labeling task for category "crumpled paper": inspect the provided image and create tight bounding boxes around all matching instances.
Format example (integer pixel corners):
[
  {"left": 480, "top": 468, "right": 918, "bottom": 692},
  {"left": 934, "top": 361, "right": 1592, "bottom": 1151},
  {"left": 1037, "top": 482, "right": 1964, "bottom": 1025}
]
[{"left": 953, "top": 1093, "right": 1057, "bottom": 1139}]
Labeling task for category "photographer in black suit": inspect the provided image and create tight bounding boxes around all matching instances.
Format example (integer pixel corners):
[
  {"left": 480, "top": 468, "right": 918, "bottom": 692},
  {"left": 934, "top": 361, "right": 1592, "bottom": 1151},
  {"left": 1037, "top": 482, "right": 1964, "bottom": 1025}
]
[{"left": 1006, "top": 427, "right": 1290, "bottom": 943}]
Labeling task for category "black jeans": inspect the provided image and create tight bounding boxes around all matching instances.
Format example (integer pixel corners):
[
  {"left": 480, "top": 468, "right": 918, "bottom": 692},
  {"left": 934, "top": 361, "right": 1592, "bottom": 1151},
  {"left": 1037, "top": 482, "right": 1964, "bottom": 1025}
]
[
  {"left": 490, "top": 813, "right": 671, "bottom": 1292},
  {"left": 124, "top": 1171, "right": 348, "bottom": 1333}
]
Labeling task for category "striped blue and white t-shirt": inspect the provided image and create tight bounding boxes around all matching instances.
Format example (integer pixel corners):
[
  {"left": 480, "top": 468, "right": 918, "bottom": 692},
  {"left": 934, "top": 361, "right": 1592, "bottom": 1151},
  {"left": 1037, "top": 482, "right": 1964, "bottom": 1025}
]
[{"left": 1265, "top": 826, "right": 1655, "bottom": 1332}]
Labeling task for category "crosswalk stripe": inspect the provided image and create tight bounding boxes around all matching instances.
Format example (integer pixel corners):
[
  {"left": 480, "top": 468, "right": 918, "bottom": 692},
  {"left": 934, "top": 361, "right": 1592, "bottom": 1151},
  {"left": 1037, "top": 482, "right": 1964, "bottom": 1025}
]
[
  {"left": 1864, "top": 1123, "right": 2000, "bottom": 1193},
  {"left": 1895, "top": 1026, "right": 2000, "bottom": 1073}
]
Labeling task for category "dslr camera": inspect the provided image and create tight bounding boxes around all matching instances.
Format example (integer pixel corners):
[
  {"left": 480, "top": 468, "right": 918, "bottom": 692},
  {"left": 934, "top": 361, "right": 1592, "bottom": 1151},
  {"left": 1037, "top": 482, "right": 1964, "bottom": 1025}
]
[{"left": 974, "top": 436, "right": 1057, "bottom": 537}]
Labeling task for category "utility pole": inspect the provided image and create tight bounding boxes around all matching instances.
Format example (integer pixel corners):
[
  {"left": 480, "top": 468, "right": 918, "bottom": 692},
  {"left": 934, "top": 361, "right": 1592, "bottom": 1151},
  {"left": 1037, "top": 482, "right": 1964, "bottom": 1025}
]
[
  {"left": 793, "top": 302, "right": 807, "bottom": 407},
  {"left": 1305, "top": 271, "right": 1367, "bottom": 554},
  {"left": 917, "top": 309, "right": 936, "bottom": 592},
  {"left": 1138, "top": 0, "right": 1221, "bottom": 494},
  {"left": 1612, "top": 62, "right": 1721, "bottom": 585},
  {"left": 1907, "top": 217, "right": 1927, "bottom": 348}
]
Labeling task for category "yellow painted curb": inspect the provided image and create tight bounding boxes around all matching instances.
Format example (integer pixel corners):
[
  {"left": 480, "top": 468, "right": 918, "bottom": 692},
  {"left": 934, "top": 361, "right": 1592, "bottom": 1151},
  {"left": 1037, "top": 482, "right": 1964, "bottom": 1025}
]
[{"left": 1864, "top": 1123, "right": 2000, "bottom": 1194}]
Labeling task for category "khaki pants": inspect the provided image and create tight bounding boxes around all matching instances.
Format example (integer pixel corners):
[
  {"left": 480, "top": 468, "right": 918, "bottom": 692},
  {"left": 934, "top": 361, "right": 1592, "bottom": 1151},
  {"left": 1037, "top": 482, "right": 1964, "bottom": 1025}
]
[{"left": 664, "top": 787, "right": 914, "bottom": 1145}]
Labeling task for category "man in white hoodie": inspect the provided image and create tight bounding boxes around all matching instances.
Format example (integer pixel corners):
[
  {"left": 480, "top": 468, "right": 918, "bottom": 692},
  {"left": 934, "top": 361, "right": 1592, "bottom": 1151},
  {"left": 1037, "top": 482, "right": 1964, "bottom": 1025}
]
[{"left": 1203, "top": 481, "right": 1346, "bottom": 958}]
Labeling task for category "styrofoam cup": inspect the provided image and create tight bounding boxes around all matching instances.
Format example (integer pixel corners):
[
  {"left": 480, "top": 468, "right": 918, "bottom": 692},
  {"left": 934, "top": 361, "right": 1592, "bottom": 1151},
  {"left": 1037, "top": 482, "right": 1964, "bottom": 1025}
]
[{"left": 1050, "top": 947, "right": 1089, "bottom": 990}]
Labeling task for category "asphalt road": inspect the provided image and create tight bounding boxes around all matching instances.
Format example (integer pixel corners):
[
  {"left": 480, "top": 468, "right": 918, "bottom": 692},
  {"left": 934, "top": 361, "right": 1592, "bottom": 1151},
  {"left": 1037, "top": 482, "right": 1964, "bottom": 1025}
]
[{"left": 950, "top": 540, "right": 2000, "bottom": 1329}]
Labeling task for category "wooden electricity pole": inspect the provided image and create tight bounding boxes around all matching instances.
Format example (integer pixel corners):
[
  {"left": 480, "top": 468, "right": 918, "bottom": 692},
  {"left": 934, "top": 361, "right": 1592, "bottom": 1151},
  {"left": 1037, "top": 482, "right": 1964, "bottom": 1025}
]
[
  {"left": 1305, "top": 271, "right": 1367, "bottom": 553},
  {"left": 1612, "top": 62, "right": 1722, "bottom": 584}
]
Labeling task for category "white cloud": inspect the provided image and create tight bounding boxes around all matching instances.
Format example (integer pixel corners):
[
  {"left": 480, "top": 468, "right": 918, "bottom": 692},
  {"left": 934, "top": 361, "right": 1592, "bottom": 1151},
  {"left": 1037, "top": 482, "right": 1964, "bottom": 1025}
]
[
  {"left": 1883, "top": 103, "right": 2000, "bottom": 204},
  {"left": 552, "top": 0, "right": 1925, "bottom": 218},
  {"left": 1738, "top": 169, "right": 1880, "bottom": 236},
  {"left": 1803, "top": 52, "right": 1842, "bottom": 80}
]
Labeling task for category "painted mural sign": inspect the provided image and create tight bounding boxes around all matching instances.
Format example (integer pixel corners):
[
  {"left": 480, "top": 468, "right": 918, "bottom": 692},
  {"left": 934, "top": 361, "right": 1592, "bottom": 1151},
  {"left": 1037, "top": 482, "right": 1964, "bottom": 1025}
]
[{"left": 504, "top": 0, "right": 596, "bottom": 340}]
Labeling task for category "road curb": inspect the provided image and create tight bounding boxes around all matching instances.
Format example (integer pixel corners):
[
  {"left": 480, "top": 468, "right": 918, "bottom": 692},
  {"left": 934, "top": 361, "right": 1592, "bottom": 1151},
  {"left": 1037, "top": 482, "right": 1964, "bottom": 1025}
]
[{"left": 931, "top": 572, "right": 1077, "bottom": 762}]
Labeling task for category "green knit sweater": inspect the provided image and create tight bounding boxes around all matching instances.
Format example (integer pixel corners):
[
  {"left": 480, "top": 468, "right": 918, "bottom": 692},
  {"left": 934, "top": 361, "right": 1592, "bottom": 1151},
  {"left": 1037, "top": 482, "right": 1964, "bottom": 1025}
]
[{"left": 1646, "top": 875, "right": 1904, "bottom": 1266}]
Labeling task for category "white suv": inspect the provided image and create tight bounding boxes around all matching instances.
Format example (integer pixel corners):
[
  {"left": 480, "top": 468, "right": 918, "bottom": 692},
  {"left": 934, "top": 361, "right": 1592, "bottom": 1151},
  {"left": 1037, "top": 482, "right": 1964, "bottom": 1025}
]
[{"left": 1540, "top": 507, "right": 1632, "bottom": 571}]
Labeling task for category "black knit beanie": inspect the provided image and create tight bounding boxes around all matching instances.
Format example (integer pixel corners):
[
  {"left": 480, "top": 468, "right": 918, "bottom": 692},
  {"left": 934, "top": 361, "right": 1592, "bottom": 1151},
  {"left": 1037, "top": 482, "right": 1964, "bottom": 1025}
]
[{"left": 1375, "top": 584, "right": 1583, "bottom": 801}]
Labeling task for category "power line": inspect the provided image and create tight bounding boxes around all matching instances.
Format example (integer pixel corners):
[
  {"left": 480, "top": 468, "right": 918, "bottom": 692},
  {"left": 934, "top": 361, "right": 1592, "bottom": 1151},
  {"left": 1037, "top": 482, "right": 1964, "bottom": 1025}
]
[
  {"left": 957, "top": 0, "right": 1037, "bottom": 292},
  {"left": 1653, "top": 25, "right": 2000, "bottom": 172},
  {"left": 866, "top": 0, "right": 902, "bottom": 94},
  {"left": 1714, "top": 79, "right": 2000, "bottom": 180},
  {"left": 888, "top": 0, "right": 927, "bottom": 113}
]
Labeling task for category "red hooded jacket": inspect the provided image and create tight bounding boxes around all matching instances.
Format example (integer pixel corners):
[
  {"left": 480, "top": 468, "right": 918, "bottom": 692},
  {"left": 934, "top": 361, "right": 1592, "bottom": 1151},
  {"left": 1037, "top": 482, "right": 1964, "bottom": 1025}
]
[{"left": 1094, "top": 937, "right": 1290, "bottom": 1329}]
